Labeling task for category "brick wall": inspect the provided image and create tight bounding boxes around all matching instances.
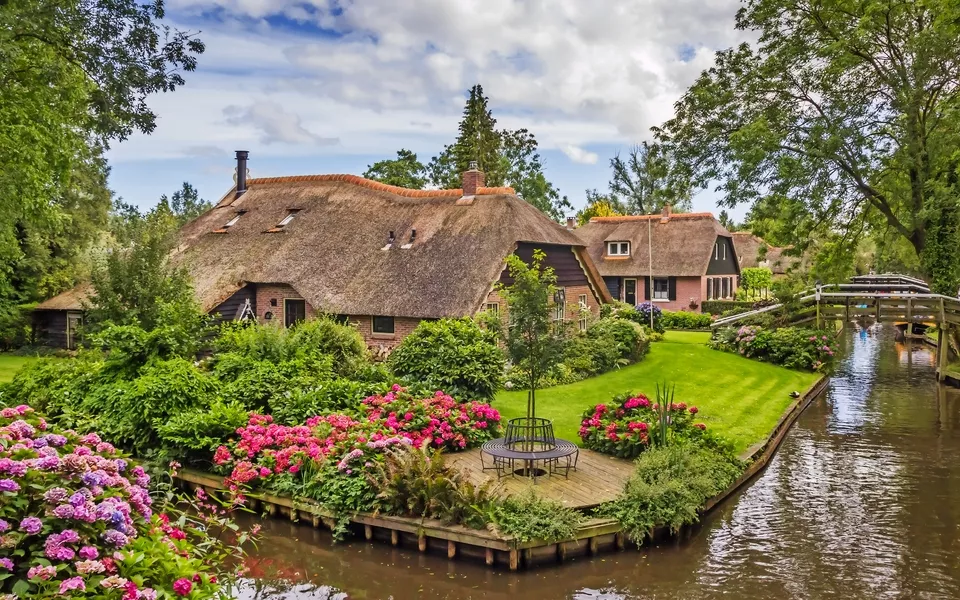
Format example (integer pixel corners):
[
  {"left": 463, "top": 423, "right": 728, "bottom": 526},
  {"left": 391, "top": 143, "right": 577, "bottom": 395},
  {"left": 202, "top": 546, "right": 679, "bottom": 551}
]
[
  {"left": 349, "top": 315, "right": 423, "bottom": 352},
  {"left": 481, "top": 283, "right": 603, "bottom": 331},
  {"left": 649, "top": 276, "right": 707, "bottom": 312},
  {"left": 253, "top": 283, "right": 315, "bottom": 325}
]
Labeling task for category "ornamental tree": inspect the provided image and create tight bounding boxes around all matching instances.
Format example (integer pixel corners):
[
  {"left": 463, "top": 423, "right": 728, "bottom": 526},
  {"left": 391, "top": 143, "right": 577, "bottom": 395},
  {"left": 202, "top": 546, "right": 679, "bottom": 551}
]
[{"left": 499, "top": 250, "right": 565, "bottom": 421}]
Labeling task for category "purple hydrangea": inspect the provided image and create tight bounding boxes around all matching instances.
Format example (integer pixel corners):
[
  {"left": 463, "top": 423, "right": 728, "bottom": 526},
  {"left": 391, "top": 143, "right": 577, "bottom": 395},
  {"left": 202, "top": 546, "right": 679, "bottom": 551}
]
[
  {"left": 59, "top": 576, "right": 85, "bottom": 594},
  {"left": 0, "top": 479, "right": 20, "bottom": 493},
  {"left": 43, "top": 487, "right": 69, "bottom": 504},
  {"left": 115, "top": 459, "right": 128, "bottom": 473},
  {"left": 69, "top": 490, "right": 91, "bottom": 507},
  {"left": 36, "top": 455, "right": 61, "bottom": 470},
  {"left": 53, "top": 504, "right": 76, "bottom": 519},
  {"left": 19, "top": 517, "right": 42, "bottom": 535},
  {"left": 0, "top": 519, "right": 8, "bottom": 533},
  {"left": 102, "top": 529, "right": 129, "bottom": 547},
  {"left": 0, "top": 557, "right": 13, "bottom": 570},
  {"left": 44, "top": 434, "right": 67, "bottom": 447},
  {"left": 0, "top": 458, "right": 27, "bottom": 477},
  {"left": 78, "top": 545, "right": 98, "bottom": 560}
]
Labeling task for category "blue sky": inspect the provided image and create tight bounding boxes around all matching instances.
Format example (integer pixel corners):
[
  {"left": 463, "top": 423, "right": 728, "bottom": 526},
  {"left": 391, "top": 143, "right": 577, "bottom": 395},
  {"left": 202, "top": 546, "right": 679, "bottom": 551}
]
[{"left": 107, "top": 0, "right": 748, "bottom": 218}]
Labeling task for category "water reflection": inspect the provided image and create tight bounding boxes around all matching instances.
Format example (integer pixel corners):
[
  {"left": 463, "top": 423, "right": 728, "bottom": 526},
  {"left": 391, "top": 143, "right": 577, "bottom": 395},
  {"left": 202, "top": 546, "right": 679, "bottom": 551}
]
[{"left": 235, "top": 326, "right": 960, "bottom": 599}]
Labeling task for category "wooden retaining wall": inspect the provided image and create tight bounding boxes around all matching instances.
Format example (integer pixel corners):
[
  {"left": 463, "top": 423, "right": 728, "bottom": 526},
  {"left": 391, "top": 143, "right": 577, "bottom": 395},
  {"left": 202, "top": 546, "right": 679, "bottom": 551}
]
[{"left": 173, "top": 374, "right": 829, "bottom": 571}]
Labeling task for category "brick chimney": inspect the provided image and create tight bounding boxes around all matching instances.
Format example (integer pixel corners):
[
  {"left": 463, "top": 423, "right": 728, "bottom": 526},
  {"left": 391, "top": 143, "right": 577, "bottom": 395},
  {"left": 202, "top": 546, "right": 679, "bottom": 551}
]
[
  {"left": 461, "top": 161, "right": 485, "bottom": 197},
  {"left": 235, "top": 150, "right": 249, "bottom": 199},
  {"left": 566, "top": 217, "right": 576, "bottom": 230},
  {"left": 660, "top": 203, "right": 672, "bottom": 223}
]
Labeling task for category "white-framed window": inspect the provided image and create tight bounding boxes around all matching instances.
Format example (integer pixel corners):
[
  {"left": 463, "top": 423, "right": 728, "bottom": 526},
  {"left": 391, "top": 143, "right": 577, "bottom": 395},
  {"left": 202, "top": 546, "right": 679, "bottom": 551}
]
[
  {"left": 554, "top": 299, "right": 565, "bottom": 322},
  {"left": 706, "top": 277, "right": 712, "bottom": 300},
  {"left": 653, "top": 277, "right": 670, "bottom": 300},
  {"left": 715, "top": 241, "right": 726, "bottom": 260},
  {"left": 721, "top": 277, "right": 729, "bottom": 299},
  {"left": 607, "top": 241, "right": 630, "bottom": 256},
  {"left": 485, "top": 302, "right": 499, "bottom": 316},
  {"left": 578, "top": 294, "right": 588, "bottom": 332}
]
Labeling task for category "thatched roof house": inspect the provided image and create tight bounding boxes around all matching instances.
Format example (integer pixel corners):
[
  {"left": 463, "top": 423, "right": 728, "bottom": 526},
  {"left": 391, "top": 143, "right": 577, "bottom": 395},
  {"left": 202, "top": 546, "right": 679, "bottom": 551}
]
[
  {"left": 730, "top": 232, "right": 801, "bottom": 276},
  {"left": 575, "top": 206, "right": 740, "bottom": 312},
  {"left": 34, "top": 154, "right": 611, "bottom": 348}
]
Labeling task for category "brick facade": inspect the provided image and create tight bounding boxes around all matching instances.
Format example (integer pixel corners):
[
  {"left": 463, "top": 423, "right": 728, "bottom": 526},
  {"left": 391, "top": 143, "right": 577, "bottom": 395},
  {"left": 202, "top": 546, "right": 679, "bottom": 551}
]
[
  {"left": 253, "top": 283, "right": 316, "bottom": 325},
  {"left": 649, "top": 276, "right": 707, "bottom": 312},
  {"left": 348, "top": 315, "right": 422, "bottom": 351},
  {"left": 482, "top": 283, "right": 602, "bottom": 332}
]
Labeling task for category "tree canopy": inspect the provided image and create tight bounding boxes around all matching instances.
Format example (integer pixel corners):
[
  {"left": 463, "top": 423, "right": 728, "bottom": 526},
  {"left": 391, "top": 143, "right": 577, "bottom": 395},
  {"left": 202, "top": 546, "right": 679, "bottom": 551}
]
[
  {"left": 363, "top": 149, "right": 429, "bottom": 189},
  {"left": 609, "top": 142, "right": 693, "bottom": 214},
  {"left": 655, "top": 0, "right": 960, "bottom": 291}
]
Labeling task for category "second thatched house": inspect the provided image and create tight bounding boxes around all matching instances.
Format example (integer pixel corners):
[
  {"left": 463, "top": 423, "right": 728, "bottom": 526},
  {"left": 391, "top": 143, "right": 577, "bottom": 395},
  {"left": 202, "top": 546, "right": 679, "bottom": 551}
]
[
  {"left": 730, "top": 232, "right": 802, "bottom": 277},
  {"left": 33, "top": 153, "right": 611, "bottom": 349},
  {"left": 574, "top": 206, "right": 740, "bottom": 312}
]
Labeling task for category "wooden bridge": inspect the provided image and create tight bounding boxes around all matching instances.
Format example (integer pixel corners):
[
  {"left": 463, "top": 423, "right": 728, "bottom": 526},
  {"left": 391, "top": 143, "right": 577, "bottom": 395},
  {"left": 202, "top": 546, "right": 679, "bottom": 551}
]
[{"left": 712, "top": 274, "right": 960, "bottom": 382}]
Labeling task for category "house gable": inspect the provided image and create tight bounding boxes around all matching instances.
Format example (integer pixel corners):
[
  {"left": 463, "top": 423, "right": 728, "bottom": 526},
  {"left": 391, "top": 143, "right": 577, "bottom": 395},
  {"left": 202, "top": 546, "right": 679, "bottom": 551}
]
[{"left": 706, "top": 236, "right": 740, "bottom": 276}]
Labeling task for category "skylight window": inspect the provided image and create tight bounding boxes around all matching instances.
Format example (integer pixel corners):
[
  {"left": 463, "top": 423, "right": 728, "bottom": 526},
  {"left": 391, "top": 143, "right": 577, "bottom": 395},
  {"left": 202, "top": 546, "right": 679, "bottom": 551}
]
[
  {"left": 224, "top": 211, "right": 246, "bottom": 228},
  {"left": 277, "top": 209, "right": 300, "bottom": 227}
]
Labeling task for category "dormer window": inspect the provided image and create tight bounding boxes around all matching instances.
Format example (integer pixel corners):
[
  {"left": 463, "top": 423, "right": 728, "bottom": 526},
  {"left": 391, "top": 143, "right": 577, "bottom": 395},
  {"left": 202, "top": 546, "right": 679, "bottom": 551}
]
[
  {"left": 224, "top": 211, "right": 246, "bottom": 228},
  {"left": 277, "top": 209, "right": 300, "bottom": 227},
  {"left": 607, "top": 241, "right": 630, "bottom": 256}
]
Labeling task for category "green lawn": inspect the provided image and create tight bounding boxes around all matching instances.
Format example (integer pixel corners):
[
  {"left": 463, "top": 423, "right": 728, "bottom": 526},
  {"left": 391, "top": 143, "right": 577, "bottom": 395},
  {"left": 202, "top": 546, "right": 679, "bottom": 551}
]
[
  {"left": 0, "top": 354, "right": 38, "bottom": 384},
  {"left": 495, "top": 331, "right": 820, "bottom": 454}
]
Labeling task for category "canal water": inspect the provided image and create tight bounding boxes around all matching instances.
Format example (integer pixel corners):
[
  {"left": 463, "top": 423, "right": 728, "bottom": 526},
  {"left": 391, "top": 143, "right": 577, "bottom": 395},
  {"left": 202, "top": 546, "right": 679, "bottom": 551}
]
[{"left": 233, "top": 325, "right": 960, "bottom": 599}]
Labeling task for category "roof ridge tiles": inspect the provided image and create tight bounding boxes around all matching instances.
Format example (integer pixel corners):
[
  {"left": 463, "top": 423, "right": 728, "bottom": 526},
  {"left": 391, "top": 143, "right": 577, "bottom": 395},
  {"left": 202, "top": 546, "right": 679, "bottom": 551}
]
[{"left": 243, "top": 174, "right": 515, "bottom": 198}]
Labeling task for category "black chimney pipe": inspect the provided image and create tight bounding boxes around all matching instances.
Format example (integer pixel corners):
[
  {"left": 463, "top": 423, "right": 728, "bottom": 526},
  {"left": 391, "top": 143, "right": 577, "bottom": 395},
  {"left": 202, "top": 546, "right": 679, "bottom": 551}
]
[{"left": 235, "top": 150, "right": 249, "bottom": 198}]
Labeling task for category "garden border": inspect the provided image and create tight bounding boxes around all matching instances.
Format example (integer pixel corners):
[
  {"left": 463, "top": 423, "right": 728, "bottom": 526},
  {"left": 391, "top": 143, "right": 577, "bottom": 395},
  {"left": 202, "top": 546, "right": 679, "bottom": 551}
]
[{"left": 171, "top": 374, "right": 829, "bottom": 571}]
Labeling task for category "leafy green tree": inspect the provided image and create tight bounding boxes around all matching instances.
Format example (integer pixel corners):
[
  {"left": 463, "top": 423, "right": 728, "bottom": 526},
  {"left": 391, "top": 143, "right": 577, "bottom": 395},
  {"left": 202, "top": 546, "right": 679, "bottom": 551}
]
[
  {"left": 609, "top": 142, "right": 693, "bottom": 214},
  {"left": 363, "top": 149, "right": 428, "bottom": 189},
  {"left": 429, "top": 85, "right": 504, "bottom": 188},
  {"left": 87, "top": 202, "right": 199, "bottom": 332},
  {"left": 575, "top": 190, "right": 626, "bottom": 225},
  {"left": 428, "top": 85, "right": 571, "bottom": 220},
  {"left": 655, "top": 0, "right": 960, "bottom": 291},
  {"left": 718, "top": 210, "right": 741, "bottom": 232},
  {"left": 163, "top": 182, "right": 211, "bottom": 226},
  {"left": 500, "top": 129, "right": 573, "bottom": 220},
  {"left": 499, "top": 250, "right": 565, "bottom": 421}
]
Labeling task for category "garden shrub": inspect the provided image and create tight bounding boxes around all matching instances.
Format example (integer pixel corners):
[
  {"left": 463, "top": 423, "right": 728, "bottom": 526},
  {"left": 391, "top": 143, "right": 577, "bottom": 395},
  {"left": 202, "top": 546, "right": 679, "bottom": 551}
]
[
  {"left": 84, "top": 357, "right": 219, "bottom": 455},
  {"left": 216, "top": 355, "right": 335, "bottom": 411},
  {"left": 599, "top": 441, "right": 743, "bottom": 545},
  {"left": 370, "top": 446, "right": 492, "bottom": 529},
  {"left": 701, "top": 300, "right": 756, "bottom": 316},
  {"left": 0, "top": 405, "right": 251, "bottom": 599},
  {"left": 268, "top": 378, "right": 385, "bottom": 424},
  {"left": 0, "top": 354, "right": 103, "bottom": 415},
  {"left": 661, "top": 310, "right": 713, "bottom": 330},
  {"left": 388, "top": 318, "right": 504, "bottom": 400},
  {"left": 157, "top": 400, "right": 251, "bottom": 462},
  {"left": 587, "top": 318, "right": 649, "bottom": 362},
  {"left": 710, "top": 326, "right": 836, "bottom": 371},
  {"left": 579, "top": 392, "right": 711, "bottom": 459},
  {"left": 286, "top": 316, "right": 368, "bottom": 377},
  {"left": 492, "top": 490, "right": 582, "bottom": 543}
]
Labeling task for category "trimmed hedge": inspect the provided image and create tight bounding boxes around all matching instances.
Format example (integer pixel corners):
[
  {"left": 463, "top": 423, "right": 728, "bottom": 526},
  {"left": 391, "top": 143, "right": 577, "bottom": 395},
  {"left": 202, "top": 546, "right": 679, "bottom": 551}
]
[
  {"left": 701, "top": 300, "right": 756, "bottom": 316},
  {"left": 661, "top": 310, "right": 713, "bottom": 330}
]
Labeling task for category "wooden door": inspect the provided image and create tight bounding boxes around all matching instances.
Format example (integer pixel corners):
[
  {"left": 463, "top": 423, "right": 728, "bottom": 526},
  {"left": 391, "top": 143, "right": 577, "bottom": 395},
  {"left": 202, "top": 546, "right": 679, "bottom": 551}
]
[
  {"left": 624, "top": 279, "right": 637, "bottom": 305},
  {"left": 284, "top": 299, "right": 306, "bottom": 328}
]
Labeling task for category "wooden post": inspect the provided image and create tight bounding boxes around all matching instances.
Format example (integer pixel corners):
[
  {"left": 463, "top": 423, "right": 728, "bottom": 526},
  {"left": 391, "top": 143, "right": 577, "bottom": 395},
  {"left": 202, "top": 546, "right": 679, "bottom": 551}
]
[
  {"left": 311, "top": 515, "right": 320, "bottom": 528},
  {"left": 906, "top": 298, "right": 913, "bottom": 348},
  {"left": 485, "top": 548, "right": 495, "bottom": 566},
  {"left": 390, "top": 530, "right": 399, "bottom": 546},
  {"left": 845, "top": 297, "right": 850, "bottom": 323},
  {"left": 615, "top": 532, "right": 626, "bottom": 551},
  {"left": 289, "top": 509, "right": 298, "bottom": 522},
  {"left": 876, "top": 296, "right": 881, "bottom": 322},
  {"left": 557, "top": 542, "right": 567, "bottom": 562},
  {"left": 418, "top": 535, "right": 427, "bottom": 553},
  {"left": 588, "top": 537, "right": 599, "bottom": 555},
  {"left": 447, "top": 540, "right": 457, "bottom": 559},
  {"left": 508, "top": 549, "right": 519, "bottom": 571},
  {"left": 364, "top": 525, "right": 373, "bottom": 540},
  {"left": 939, "top": 325, "right": 950, "bottom": 382},
  {"left": 522, "top": 548, "right": 533, "bottom": 565}
]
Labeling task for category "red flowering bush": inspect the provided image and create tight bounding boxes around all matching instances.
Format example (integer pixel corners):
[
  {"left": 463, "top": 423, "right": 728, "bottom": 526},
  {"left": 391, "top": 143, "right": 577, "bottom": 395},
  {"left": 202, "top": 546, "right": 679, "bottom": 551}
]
[
  {"left": 213, "top": 385, "right": 500, "bottom": 535},
  {"left": 578, "top": 393, "right": 707, "bottom": 459},
  {"left": 0, "top": 405, "right": 252, "bottom": 599}
]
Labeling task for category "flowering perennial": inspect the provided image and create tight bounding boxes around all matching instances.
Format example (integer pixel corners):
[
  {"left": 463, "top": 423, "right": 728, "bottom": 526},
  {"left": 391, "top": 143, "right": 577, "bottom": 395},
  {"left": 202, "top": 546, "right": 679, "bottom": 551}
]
[
  {"left": 579, "top": 393, "right": 707, "bottom": 458},
  {"left": 0, "top": 405, "right": 225, "bottom": 598},
  {"left": 216, "top": 385, "right": 500, "bottom": 495}
]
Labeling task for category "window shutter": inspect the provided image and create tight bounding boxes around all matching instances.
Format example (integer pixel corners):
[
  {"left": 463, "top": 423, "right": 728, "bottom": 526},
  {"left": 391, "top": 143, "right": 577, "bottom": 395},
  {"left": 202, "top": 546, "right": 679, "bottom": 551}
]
[
  {"left": 668, "top": 277, "right": 677, "bottom": 301},
  {"left": 644, "top": 277, "right": 651, "bottom": 301}
]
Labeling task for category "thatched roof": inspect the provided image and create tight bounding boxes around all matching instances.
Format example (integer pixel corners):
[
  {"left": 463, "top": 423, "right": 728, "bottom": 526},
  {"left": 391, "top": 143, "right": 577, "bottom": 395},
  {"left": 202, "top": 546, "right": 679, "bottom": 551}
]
[
  {"left": 36, "top": 175, "right": 608, "bottom": 318},
  {"left": 172, "top": 175, "right": 606, "bottom": 319},
  {"left": 731, "top": 232, "right": 800, "bottom": 275},
  {"left": 34, "top": 284, "right": 92, "bottom": 311},
  {"left": 576, "top": 213, "right": 733, "bottom": 277}
]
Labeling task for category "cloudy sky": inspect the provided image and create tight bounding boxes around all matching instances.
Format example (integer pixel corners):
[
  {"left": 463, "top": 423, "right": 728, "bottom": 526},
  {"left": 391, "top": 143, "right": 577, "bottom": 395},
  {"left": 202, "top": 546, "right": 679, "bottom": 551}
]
[{"left": 107, "top": 0, "right": 748, "bottom": 217}]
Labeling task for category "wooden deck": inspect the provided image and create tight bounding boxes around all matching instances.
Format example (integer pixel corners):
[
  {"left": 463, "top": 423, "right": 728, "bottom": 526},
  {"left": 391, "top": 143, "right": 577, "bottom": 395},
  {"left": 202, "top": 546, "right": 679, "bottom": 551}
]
[{"left": 445, "top": 447, "right": 634, "bottom": 510}]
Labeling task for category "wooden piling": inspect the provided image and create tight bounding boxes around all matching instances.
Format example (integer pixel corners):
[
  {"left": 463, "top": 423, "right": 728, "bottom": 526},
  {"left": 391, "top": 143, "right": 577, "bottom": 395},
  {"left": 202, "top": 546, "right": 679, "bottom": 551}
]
[
  {"left": 364, "top": 525, "right": 373, "bottom": 540},
  {"left": 418, "top": 535, "right": 427, "bottom": 553},
  {"left": 508, "top": 549, "right": 519, "bottom": 571},
  {"left": 485, "top": 548, "right": 495, "bottom": 566},
  {"left": 448, "top": 540, "right": 457, "bottom": 559},
  {"left": 390, "top": 530, "right": 399, "bottom": 546}
]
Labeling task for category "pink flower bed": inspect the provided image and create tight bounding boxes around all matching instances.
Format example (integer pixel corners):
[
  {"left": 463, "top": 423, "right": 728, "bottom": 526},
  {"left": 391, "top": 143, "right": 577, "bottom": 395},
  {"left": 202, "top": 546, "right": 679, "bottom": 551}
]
[
  {"left": 0, "top": 406, "right": 224, "bottom": 599},
  {"left": 216, "top": 385, "right": 500, "bottom": 491},
  {"left": 579, "top": 393, "right": 706, "bottom": 459}
]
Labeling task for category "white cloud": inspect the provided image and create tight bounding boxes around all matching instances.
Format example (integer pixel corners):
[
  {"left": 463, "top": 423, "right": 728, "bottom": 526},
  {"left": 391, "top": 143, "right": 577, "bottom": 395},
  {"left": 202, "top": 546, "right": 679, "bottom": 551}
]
[
  {"left": 223, "top": 100, "right": 339, "bottom": 146},
  {"left": 560, "top": 144, "right": 599, "bottom": 165}
]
